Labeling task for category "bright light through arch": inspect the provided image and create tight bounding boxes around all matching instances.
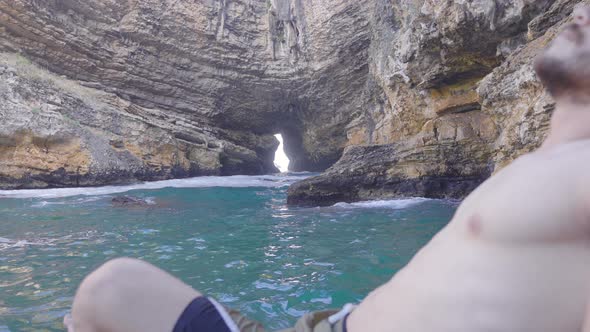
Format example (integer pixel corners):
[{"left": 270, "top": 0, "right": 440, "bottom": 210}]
[{"left": 274, "top": 134, "right": 290, "bottom": 173}]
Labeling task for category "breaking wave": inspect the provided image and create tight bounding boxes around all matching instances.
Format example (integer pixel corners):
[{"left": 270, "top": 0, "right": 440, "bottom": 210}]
[
  {"left": 0, "top": 174, "right": 312, "bottom": 199},
  {"left": 332, "top": 198, "right": 430, "bottom": 209}
]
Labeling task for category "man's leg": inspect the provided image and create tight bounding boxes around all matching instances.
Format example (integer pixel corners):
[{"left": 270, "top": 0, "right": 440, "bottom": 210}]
[{"left": 65, "top": 258, "right": 200, "bottom": 332}]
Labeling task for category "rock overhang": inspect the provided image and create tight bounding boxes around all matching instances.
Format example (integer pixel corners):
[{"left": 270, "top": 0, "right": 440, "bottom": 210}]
[{"left": 0, "top": 0, "right": 571, "bottom": 199}]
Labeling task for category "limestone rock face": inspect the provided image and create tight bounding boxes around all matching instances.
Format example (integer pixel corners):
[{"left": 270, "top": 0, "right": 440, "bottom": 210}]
[
  {"left": 0, "top": 0, "right": 585, "bottom": 198},
  {"left": 290, "top": 0, "right": 588, "bottom": 206},
  {"left": 0, "top": 0, "right": 370, "bottom": 187},
  {"left": 0, "top": 53, "right": 263, "bottom": 188}
]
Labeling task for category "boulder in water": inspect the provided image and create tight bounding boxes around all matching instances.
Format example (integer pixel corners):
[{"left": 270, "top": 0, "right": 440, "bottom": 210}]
[{"left": 111, "top": 196, "right": 149, "bottom": 207}]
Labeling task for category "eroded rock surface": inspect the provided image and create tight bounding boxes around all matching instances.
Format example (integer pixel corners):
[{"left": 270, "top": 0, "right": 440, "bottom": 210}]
[
  {"left": 290, "top": 0, "right": 587, "bottom": 206},
  {"left": 111, "top": 196, "right": 150, "bottom": 207},
  {"left": 0, "top": 0, "right": 584, "bottom": 200},
  {"left": 0, "top": 0, "right": 370, "bottom": 187},
  {"left": 0, "top": 53, "right": 277, "bottom": 188}
]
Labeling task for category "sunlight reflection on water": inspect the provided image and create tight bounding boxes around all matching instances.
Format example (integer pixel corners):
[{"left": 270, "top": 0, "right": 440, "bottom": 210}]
[{"left": 0, "top": 178, "right": 457, "bottom": 331}]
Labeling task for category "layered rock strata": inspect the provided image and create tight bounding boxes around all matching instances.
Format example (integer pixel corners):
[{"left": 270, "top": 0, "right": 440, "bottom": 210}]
[
  {"left": 0, "top": 0, "right": 584, "bottom": 201},
  {"left": 0, "top": 0, "right": 370, "bottom": 188},
  {"left": 289, "top": 0, "right": 584, "bottom": 206},
  {"left": 0, "top": 53, "right": 279, "bottom": 188}
]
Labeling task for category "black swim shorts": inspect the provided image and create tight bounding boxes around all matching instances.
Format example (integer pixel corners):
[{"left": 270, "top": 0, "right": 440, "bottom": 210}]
[{"left": 173, "top": 296, "right": 353, "bottom": 332}]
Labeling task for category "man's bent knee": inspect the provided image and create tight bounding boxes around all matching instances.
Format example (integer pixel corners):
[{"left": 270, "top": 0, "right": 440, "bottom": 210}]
[
  {"left": 70, "top": 257, "right": 201, "bottom": 332},
  {"left": 71, "top": 258, "right": 161, "bottom": 329},
  {"left": 76, "top": 258, "right": 152, "bottom": 301}
]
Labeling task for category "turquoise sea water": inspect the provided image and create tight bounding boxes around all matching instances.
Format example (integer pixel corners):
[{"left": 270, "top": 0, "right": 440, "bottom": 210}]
[{"left": 0, "top": 174, "right": 457, "bottom": 331}]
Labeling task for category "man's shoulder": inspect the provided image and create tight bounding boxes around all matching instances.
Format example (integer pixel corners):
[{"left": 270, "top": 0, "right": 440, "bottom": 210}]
[
  {"left": 527, "top": 140, "right": 590, "bottom": 164},
  {"left": 495, "top": 141, "right": 590, "bottom": 188}
]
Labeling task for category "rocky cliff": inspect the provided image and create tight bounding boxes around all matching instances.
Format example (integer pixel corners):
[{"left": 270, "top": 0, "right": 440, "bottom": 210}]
[
  {"left": 0, "top": 0, "right": 582, "bottom": 199},
  {"left": 289, "top": 0, "right": 586, "bottom": 206},
  {"left": 0, "top": 0, "right": 370, "bottom": 188}
]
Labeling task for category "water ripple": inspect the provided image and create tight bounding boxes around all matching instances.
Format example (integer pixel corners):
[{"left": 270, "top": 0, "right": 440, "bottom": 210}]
[{"left": 0, "top": 183, "right": 455, "bottom": 331}]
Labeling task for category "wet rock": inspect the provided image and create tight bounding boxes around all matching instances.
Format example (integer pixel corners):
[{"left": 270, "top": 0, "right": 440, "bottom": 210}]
[
  {"left": 111, "top": 196, "right": 150, "bottom": 207},
  {"left": 288, "top": 0, "right": 586, "bottom": 206},
  {"left": 288, "top": 143, "right": 492, "bottom": 206}
]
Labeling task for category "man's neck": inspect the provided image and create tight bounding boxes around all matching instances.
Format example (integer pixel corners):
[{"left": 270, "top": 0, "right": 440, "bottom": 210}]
[{"left": 542, "top": 98, "right": 590, "bottom": 150}]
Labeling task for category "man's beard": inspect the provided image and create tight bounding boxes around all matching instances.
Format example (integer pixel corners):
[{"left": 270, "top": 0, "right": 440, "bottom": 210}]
[{"left": 534, "top": 52, "right": 590, "bottom": 98}]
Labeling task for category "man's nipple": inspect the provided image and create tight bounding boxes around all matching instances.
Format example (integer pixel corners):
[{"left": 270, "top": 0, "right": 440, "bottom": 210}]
[{"left": 467, "top": 214, "right": 483, "bottom": 237}]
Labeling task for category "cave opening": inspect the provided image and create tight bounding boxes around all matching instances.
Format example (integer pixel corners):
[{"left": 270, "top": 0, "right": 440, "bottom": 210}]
[{"left": 273, "top": 134, "right": 290, "bottom": 173}]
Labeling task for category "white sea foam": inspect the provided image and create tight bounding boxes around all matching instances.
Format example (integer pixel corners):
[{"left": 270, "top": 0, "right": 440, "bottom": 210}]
[
  {"left": 0, "top": 174, "right": 311, "bottom": 199},
  {"left": 217, "top": 294, "right": 239, "bottom": 303},
  {"left": 310, "top": 296, "right": 332, "bottom": 305},
  {"left": 137, "top": 229, "right": 160, "bottom": 235},
  {"left": 0, "top": 231, "right": 126, "bottom": 252},
  {"left": 332, "top": 198, "right": 430, "bottom": 209},
  {"left": 224, "top": 260, "right": 248, "bottom": 269},
  {"left": 31, "top": 196, "right": 103, "bottom": 207},
  {"left": 0, "top": 237, "right": 56, "bottom": 251},
  {"left": 187, "top": 237, "right": 206, "bottom": 242}
]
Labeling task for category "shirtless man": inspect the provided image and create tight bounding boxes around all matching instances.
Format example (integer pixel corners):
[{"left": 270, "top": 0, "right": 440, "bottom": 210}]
[{"left": 65, "top": 5, "right": 590, "bottom": 332}]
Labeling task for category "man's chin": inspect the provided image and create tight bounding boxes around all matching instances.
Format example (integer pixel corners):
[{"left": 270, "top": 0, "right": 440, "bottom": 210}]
[{"left": 534, "top": 54, "right": 577, "bottom": 96}]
